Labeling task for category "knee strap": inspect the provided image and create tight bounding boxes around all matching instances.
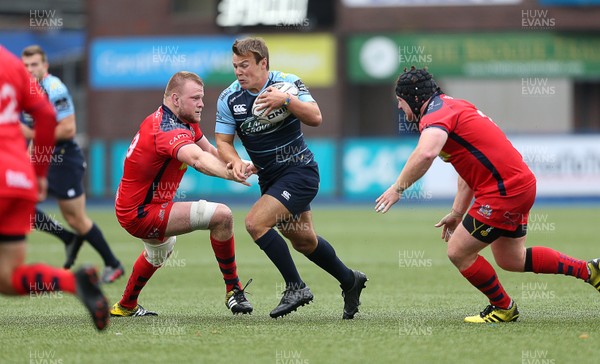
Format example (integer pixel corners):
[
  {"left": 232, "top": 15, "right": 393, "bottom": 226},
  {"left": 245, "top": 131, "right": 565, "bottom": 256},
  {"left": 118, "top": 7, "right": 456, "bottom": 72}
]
[
  {"left": 190, "top": 200, "right": 218, "bottom": 230},
  {"left": 143, "top": 236, "right": 176, "bottom": 267}
]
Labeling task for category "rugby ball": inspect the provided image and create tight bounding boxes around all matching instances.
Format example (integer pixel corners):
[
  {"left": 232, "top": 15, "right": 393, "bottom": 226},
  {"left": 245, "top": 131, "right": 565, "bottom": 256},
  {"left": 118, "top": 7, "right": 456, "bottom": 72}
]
[{"left": 252, "top": 82, "right": 299, "bottom": 125}]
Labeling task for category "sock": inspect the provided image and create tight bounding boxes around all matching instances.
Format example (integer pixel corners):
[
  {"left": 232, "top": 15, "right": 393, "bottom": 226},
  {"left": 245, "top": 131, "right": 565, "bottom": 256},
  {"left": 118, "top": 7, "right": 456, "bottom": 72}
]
[
  {"left": 11, "top": 263, "right": 76, "bottom": 295},
  {"left": 34, "top": 209, "right": 77, "bottom": 245},
  {"left": 461, "top": 255, "right": 512, "bottom": 309},
  {"left": 119, "top": 252, "right": 159, "bottom": 309},
  {"left": 82, "top": 223, "right": 120, "bottom": 267},
  {"left": 211, "top": 235, "right": 241, "bottom": 292},
  {"left": 524, "top": 246, "right": 590, "bottom": 281},
  {"left": 255, "top": 229, "right": 303, "bottom": 288},
  {"left": 306, "top": 236, "right": 355, "bottom": 290}
]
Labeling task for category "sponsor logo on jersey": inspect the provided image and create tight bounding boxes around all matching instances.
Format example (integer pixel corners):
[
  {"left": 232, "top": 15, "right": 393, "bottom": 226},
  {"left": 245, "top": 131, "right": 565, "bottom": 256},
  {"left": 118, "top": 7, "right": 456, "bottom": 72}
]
[
  {"left": 233, "top": 104, "right": 247, "bottom": 114},
  {"left": 239, "top": 116, "right": 282, "bottom": 135},
  {"left": 169, "top": 132, "right": 189, "bottom": 145},
  {"left": 282, "top": 191, "right": 291, "bottom": 200},
  {"left": 5, "top": 170, "right": 33, "bottom": 189}
]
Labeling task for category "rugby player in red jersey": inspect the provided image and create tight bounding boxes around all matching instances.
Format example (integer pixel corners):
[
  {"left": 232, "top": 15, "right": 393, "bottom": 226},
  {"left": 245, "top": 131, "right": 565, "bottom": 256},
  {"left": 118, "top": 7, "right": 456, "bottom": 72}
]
[
  {"left": 376, "top": 66, "right": 600, "bottom": 323},
  {"left": 0, "top": 45, "right": 108, "bottom": 330},
  {"left": 111, "top": 71, "right": 254, "bottom": 317}
]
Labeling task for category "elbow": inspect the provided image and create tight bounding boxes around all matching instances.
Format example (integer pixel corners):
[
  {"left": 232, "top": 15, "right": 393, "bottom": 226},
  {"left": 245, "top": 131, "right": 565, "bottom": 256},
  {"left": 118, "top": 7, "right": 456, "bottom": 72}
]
[
  {"left": 305, "top": 113, "right": 322, "bottom": 127},
  {"left": 65, "top": 128, "right": 76, "bottom": 140},
  {"left": 416, "top": 150, "right": 438, "bottom": 163}
]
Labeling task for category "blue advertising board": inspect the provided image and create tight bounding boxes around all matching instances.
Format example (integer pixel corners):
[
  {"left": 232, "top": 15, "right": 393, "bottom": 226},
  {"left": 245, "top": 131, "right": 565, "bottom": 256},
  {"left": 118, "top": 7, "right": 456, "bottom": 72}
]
[{"left": 90, "top": 36, "right": 238, "bottom": 89}]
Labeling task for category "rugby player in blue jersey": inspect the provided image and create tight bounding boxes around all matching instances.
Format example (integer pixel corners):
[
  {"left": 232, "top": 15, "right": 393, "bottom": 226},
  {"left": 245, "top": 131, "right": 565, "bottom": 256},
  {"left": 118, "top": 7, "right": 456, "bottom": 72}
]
[
  {"left": 21, "top": 45, "right": 124, "bottom": 283},
  {"left": 216, "top": 37, "right": 367, "bottom": 319}
]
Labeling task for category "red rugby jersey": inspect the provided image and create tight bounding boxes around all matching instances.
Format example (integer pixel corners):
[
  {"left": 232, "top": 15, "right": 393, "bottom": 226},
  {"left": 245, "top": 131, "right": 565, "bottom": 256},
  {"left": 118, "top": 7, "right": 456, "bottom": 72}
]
[
  {"left": 115, "top": 105, "right": 203, "bottom": 216},
  {"left": 419, "top": 94, "right": 536, "bottom": 198},
  {"left": 0, "top": 46, "right": 56, "bottom": 200}
]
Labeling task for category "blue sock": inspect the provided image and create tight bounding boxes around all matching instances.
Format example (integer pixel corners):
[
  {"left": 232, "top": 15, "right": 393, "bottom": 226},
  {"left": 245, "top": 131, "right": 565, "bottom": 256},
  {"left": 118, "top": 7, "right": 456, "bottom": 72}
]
[
  {"left": 306, "top": 236, "right": 355, "bottom": 291},
  {"left": 255, "top": 229, "right": 303, "bottom": 288},
  {"left": 83, "top": 223, "right": 119, "bottom": 267}
]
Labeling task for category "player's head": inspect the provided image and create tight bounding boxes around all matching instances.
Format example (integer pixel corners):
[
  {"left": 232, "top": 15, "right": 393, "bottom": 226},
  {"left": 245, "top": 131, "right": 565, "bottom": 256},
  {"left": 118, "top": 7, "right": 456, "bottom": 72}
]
[
  {"left": 395, "top": 66, "right": 440, "bottom": 121},
  {"left": 21, "top": 45, "right": 49, "bottom": 81},
  {"left": 164, "top": 71, "right": 205, "bottom": 124},
  {"left": 232, "top": 37, "right": 269, "bottom": 93}
]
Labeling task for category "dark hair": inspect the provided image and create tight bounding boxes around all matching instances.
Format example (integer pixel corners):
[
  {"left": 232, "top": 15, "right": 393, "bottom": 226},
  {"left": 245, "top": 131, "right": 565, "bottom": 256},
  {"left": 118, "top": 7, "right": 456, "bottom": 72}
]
[
  {"left": 232, "top": 37, "right": 269, "bottom": 70},
  {"left": 395, "top": 66, "right": 441, "bottom": 117}
]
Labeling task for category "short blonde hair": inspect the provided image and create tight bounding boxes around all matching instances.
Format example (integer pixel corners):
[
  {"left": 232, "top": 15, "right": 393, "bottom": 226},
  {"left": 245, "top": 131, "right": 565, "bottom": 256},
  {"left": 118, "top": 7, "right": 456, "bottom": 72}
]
[
  {"left": 164, "top": 71, "right": 204, "bottom": 97},
  {"left": 232, "top": 37, "right": 269, "bottom": 70}
]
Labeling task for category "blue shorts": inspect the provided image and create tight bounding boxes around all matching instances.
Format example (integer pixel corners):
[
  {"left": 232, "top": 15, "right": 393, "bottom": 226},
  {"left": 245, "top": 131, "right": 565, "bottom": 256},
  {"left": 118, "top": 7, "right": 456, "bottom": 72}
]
[
  {"left": 260, "top": 164, "right": 320, "bottom": 216},
  {"left": 47, "top": 142, "right": 86, "bottom": 200}
]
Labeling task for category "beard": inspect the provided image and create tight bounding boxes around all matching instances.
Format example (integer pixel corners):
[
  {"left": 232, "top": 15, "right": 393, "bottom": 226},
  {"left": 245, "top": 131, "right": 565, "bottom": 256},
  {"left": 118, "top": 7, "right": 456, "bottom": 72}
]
[{"left": 178, "top": 107, "right": 201, "bottom": 124}]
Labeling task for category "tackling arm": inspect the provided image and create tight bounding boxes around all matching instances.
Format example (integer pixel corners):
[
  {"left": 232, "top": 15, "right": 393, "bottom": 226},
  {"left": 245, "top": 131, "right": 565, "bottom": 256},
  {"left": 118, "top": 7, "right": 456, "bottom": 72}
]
[
  {"left": 177, "top": 143, "right": 247, "bottom": 185},
  {"left": 375, "top": 127, "right": 448, "bottom": 214},
  {"left": 195, "top": 135, "right": 220, "bottom": 159},
  {"left": 452, "top": 175, "right": 474, "bottom": 216}
]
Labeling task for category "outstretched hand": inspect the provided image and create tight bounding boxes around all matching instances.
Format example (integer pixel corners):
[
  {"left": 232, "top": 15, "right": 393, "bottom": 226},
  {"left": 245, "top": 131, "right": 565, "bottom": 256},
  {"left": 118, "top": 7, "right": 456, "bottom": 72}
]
[
  {"left": 434, "top": 212, "right": 463, "bottom": 242},
  {"left": 375, "top": 185, "right": 401, "bottom": 214}
]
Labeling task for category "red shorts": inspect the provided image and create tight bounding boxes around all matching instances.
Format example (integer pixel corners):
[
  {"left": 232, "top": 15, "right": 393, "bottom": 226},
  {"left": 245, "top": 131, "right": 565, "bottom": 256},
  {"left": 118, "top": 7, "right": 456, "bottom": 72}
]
[
  {"left": 468, "top": 184, "right": 536, "bottom": 231},
  {"left": 0, "top": 198, "right": 35, "bottom": 237},
  {"left": 116, "top": 202, "right": 175, "bottom": 241}
]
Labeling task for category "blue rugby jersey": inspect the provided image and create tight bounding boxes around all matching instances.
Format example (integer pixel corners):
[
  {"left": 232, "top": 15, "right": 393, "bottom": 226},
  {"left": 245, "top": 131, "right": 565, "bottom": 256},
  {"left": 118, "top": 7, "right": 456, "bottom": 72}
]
[{"left": 216, "top": 71, "right": 317, "bottom": 185}]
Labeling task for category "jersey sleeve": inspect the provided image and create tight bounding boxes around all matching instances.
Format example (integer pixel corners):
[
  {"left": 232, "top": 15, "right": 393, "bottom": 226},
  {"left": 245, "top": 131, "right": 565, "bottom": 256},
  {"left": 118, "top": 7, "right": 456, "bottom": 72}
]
[
  {"left": 192, "top": 123, "right": 204, "bottom": 142},
  {"left": 293, "top": 79, "right": 315, "bottom": 103},
  {"left": 278, "top": 72, "right": 315, "bottom": 103},
  {"left": 155, "top": 127, "right": 196, "bottom": 159},
  {"left": 43, "top": 77, "right": 75, "bottom": 121},
  {"left": 215, "top": 89, "right": 236, "bottom": 135},
  {"left": 419, "top": 101, "right": 457, "bottom": 134}
]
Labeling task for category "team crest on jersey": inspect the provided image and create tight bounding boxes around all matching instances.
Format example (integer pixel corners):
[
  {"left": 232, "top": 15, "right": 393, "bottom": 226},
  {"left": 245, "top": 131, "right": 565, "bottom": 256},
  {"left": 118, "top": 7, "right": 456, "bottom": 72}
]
[
  {"left": 477, "top": 204, "right": 493, "bottom": 219},
  {"left": 239, "top": 116, "right": 283, "bottom": 135}
]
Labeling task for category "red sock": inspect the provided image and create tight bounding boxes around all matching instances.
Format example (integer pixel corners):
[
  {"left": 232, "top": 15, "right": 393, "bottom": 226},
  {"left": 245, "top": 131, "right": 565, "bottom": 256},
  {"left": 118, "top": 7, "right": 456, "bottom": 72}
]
[
  {"left": 119, "top": 252, "right": 159, "bottom": 309},
  {"left": 461, "top": 255, "right": 512, "bottom": 309},
  {"left": 11, "top": 263, "right": 76, "bottom": 295},
  {"left": 526, "top": 246, "right": 589, "bottom": 281},
  {"left": 211, "top": 235, "right": 241, "bottom": 292}
]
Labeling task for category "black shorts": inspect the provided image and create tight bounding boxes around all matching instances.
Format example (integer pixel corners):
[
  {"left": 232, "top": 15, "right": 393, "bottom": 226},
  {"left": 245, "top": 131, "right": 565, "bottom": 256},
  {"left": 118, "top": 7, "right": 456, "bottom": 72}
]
[
  {"left": 260, "top": 164, "right": 320, "bottom": 216},
  {"left": 47, "top": 142, "right": 86, "bottom": 200},
  {"left": 462, "top": 213, "right": 527, "bottom": 244}
]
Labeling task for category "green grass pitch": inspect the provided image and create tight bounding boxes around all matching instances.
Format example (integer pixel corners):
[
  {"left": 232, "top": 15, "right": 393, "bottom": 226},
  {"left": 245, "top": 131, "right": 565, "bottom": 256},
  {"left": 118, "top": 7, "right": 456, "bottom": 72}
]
[{"left": 1, "top": 205, "right": 598, "bottom": 363}]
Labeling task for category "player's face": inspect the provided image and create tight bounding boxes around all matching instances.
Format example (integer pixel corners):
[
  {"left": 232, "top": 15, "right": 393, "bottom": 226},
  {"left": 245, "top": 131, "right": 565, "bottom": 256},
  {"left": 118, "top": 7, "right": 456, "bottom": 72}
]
[
  {"left": 397, "top": 96, "right": 418, "bottom": 123},
  {"left": 232, "top": 53, "right": 268, "bottom": 93},
  {"left": 174, "top": 81, "right": 204, "bottom": 124},
  {"left": 22, "top": 54, "right": 49, "bottom": 81}
]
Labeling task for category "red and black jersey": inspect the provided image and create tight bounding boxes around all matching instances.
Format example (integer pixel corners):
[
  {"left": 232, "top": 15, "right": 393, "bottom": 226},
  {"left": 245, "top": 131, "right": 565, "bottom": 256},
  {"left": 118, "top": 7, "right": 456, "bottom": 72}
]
[
  {"left": 419, "top": 94, "right": 536, "bottom": 198},
  {"left": 115, "top": 105, "right": 203, "bottom": 217}
]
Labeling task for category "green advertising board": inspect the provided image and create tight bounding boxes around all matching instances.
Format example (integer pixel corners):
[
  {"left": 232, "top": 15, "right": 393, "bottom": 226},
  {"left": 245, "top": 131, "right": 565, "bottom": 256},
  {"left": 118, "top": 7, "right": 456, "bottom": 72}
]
[{"left": 348, "top": 32, "right": 600, "bottom": 82}]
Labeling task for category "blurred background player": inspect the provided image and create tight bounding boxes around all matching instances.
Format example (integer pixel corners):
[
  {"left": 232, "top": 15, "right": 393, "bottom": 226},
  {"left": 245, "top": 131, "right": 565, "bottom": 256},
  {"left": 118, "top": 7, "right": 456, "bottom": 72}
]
[
  {"left": 0, "top": 45, "right": 109, "bottom": 330},
  {"left": 215, "top": 37, "right": 367, "bottom": 319},
  {"left": 376, "top": 66, "right": 600, "bottom": 323},
  {"left": 20, "top": 45, "right": 124, "bottom": 282},
  {"left": 110, "top": 71, "right": 253, "bottom": 317}
]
